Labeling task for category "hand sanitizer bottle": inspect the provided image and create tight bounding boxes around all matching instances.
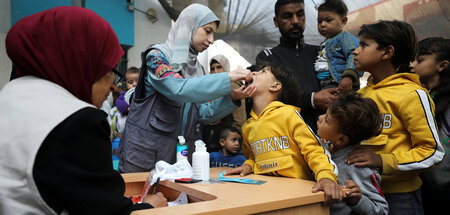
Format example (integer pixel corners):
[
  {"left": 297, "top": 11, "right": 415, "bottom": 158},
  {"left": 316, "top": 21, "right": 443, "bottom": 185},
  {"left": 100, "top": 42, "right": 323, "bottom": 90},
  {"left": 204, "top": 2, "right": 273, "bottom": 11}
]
[
  {"left": 176, "top": 136, "right": 187, "bottom": 162},
  {"left": 192, "top": 140, "right": 209, "bottom": 181}
]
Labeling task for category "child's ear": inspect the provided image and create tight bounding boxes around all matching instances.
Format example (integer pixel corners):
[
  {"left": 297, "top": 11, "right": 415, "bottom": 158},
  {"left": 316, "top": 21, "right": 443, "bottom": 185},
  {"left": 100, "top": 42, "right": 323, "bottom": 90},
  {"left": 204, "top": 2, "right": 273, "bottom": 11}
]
[
  {"left": 336, "top": 134, "right": 350, "bottom": 147},
  {"left": 219, "top": 139, "right": 226, "bottom": 147},
  {"left": 437, "top": 60, "right": 449, "bottom": 72},
  {"left": 269, "top": 82, "right": 282, "bottom": 92},
  {"left": 341, "top": 16, "right": 348, "bottom": 25},
  {"left": 381, "top": 45, "right": 395, "bottom": 61}
]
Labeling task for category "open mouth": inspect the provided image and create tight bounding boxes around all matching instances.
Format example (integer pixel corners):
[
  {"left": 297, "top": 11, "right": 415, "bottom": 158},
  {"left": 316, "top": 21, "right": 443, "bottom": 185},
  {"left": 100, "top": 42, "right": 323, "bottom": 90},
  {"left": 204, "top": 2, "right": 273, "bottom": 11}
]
[{"left": 245, "top": 78, "right": 254, "bottom": 87}]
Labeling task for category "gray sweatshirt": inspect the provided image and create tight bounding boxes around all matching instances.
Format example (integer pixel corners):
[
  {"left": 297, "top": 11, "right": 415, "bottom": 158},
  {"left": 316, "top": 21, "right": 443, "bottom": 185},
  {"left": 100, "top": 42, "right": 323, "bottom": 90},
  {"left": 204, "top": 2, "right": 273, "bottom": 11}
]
[{"left": 330, "top": 145, "right": 389, "bottom": 215}]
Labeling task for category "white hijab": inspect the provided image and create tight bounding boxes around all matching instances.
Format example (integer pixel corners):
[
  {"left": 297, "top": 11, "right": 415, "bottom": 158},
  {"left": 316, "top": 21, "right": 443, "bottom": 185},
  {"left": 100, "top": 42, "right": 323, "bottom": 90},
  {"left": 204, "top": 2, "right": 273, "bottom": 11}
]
[
  {"left": 153, "top": 4, "right": 220, "bottom": 78},
  {"left": 210, "top": 54, "right": 230, "bottom": 73}
]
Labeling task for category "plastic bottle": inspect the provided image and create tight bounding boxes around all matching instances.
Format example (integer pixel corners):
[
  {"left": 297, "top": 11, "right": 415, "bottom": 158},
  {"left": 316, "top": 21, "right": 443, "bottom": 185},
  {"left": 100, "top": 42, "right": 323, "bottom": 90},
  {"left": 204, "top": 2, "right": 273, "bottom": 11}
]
[
  {"left": 176, "top": 136, "right": 188, "bottom": 162},
  {"left": 192, "top": 140, "right": 210, "bottom": 181}
]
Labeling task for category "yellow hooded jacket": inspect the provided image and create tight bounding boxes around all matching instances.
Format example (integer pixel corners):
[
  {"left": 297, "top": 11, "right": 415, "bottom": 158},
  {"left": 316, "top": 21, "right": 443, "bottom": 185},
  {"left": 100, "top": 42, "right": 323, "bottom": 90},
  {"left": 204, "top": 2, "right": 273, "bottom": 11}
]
[
  {"left": 241, "top": 101, "right": 338, "bottom": 182},
  {"left": 358, "top": 73, "right": 444, "bottom": 193}
]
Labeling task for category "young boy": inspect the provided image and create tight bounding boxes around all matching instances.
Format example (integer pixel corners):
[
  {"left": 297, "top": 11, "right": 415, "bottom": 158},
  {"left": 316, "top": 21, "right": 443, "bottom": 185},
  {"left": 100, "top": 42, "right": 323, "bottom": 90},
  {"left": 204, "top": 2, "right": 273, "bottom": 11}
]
[
  {"left": 317, "top": 92, "right": 388, "bottom": 215},
  {"left": 226, "top": 63, "right": 343, "bottom": 204},
  {"left": 346, "top": 20, "right": 445, "bottom": 214},
  {"left": 315, "top": 0, "right": 361, "bottom": 91},
  {"left": 110, "top": 67, "right": 140, "bottom": 136},
  {"left": 210, "top": 127, "right": 247, "bottom": 168},
  {"left": 116, "top": 67, "right": 140, "bottom": 115}
]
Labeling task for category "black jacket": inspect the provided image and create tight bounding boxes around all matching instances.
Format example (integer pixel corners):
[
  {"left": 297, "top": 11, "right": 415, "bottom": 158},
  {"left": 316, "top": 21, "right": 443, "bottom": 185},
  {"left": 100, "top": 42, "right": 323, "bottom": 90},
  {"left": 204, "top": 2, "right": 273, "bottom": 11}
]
[
  {"left": 256, "top": 37, "right": 320, "bottom": 132},
  {"left": 33, "top": 107, "right": 152, "bottom": 214}
]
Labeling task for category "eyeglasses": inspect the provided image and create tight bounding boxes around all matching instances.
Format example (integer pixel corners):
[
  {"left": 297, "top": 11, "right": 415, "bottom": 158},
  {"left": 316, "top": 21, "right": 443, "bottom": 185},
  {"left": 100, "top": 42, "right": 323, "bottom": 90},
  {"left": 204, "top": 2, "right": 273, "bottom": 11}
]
[{"left": 112, "top": 67, "right": 124, "bottom": 85}]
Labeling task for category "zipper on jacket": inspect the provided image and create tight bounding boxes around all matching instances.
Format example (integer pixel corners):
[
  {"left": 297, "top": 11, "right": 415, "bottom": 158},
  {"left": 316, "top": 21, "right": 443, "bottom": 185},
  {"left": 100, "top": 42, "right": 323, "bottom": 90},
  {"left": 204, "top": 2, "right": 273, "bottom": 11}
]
[{"left": 296, "top": 39, "right": 299, "bottom": 58}]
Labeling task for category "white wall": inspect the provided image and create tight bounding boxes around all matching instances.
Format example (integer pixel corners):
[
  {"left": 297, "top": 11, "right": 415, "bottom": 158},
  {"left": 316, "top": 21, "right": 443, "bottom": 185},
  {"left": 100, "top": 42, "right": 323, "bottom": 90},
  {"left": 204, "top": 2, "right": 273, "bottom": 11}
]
[
  {"left": 0, "top": 0, "right": 12, "bottom": 90},
  {"left": 127, "top": 0, "right": 171, "bottom": 68}
]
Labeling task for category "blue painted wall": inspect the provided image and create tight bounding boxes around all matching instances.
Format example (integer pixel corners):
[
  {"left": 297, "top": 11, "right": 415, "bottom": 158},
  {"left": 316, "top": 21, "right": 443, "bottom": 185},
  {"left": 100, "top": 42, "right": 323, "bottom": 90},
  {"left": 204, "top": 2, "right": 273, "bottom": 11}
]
[
  {"left": 11, "top": 0, "right": 134, "bottom": 47},
  {"left": 11, "top": 0, "right": 71, "bottom": 25},
  {"left": 86, "top": 0, "right": 134, "bottom": 47}
]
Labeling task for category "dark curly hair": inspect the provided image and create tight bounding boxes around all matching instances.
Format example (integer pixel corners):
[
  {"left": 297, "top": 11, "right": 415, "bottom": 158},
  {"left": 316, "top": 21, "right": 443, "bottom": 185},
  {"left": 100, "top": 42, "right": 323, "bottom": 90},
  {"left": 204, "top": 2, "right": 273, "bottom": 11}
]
[
  {"left": 257, "top": 62, "right": 301, "bottom": 107},
  {"left": 328, "top": 92, "right": 382, "bottom": 145},
  {"left": 416, "top": 37, "right": 450, "bottom": 125}
]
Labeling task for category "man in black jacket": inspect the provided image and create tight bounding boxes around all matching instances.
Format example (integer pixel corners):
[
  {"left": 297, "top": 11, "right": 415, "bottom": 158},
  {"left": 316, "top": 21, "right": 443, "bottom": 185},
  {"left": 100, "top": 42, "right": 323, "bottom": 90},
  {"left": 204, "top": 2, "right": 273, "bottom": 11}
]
[{"left": 256, "top": 0, "right": 337, "bottom": 132}]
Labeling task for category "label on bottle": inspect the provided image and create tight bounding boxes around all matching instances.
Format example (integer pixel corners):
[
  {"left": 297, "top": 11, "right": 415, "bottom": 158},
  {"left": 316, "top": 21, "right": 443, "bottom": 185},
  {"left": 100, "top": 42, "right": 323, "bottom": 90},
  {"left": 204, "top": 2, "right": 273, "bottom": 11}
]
[{"left": 176, "top": 144, "right": 188, "bottom": 161}]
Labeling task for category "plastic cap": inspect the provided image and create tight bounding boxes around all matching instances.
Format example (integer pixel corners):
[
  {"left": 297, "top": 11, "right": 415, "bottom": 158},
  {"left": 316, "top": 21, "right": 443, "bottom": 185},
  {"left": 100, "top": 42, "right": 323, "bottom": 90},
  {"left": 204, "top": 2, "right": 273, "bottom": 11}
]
[
  {"left": 178, "top": 136, "right": 185, "bottom": 144},
  {"left": 194, "top": 140, "right": 207, "bottom": 151}
]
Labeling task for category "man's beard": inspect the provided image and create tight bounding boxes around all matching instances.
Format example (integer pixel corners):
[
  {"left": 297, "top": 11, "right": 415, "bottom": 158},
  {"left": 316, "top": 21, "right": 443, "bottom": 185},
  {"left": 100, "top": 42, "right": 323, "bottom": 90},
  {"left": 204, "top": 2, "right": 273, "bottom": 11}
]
[{"left": 281, "top": 25, "right": 304, "bottom": 41}]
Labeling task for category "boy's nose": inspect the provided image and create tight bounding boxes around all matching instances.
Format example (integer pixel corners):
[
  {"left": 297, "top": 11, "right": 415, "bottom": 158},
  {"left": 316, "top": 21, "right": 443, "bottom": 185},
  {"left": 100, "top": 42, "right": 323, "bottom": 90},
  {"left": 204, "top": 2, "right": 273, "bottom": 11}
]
[
  {"left": 409, "top": 61, "right": 416, "bottom": 70},
  {"left": 318, "top": 114, "right": 324, "bottom": 121}
]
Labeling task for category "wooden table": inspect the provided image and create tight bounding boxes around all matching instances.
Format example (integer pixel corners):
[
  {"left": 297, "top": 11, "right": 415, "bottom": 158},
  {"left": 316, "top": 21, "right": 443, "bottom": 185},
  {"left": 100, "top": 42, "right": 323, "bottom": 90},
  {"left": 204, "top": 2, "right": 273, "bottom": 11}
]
[{"left": 123, "top": 167, "right": 328, "bottom": 215}]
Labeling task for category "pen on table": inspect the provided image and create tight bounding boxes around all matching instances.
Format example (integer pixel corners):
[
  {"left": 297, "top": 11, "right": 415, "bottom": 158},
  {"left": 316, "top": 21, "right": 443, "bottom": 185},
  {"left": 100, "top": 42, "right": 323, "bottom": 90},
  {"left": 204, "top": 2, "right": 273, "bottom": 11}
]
[{"left": 152, "top": 177, "right": 160, "bottom": 194}]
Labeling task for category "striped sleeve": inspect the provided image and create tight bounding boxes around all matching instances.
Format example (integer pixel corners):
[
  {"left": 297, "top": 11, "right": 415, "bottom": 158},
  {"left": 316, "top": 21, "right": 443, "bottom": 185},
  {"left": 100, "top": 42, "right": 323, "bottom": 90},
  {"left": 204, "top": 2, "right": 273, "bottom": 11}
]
[
  {"left": 293, "top": 109, "right": 339, "bottom": 181},
  {"left": 349, "top": 171, "right": 389, "bottom": 215},
  {"left": 393, "top": 89, "right": 445, "bottom": 172},
  {"left": 341, "top": 32, "right": 359, "bottom": 71}
]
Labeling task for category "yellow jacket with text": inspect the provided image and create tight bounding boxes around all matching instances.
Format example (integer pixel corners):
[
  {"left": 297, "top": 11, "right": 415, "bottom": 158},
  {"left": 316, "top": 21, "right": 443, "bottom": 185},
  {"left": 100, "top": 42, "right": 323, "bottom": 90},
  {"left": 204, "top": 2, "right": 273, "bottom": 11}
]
[
  {"left": 241, "top": 101, "right": 338, "bottom": 182},
  {"left": 358, "top": 73, "right": 444, "bottom": 193}
]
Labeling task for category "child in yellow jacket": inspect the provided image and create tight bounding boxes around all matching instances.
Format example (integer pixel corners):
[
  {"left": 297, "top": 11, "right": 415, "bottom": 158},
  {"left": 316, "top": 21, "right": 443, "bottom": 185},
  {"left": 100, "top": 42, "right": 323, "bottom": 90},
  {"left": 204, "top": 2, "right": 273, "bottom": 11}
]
[
  {"left": 347, "top": 20, "right": 445, "bottom": 214},
  {"left": 225, "top": 62, "right": 343, "bottom": 204}
]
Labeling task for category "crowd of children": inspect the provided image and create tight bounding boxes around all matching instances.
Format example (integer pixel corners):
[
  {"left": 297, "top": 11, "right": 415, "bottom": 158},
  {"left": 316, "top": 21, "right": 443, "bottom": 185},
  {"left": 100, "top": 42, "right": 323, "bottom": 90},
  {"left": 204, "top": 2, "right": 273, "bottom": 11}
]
[{"left": 224, "top": 1, "right": 447, "bottom": 214}]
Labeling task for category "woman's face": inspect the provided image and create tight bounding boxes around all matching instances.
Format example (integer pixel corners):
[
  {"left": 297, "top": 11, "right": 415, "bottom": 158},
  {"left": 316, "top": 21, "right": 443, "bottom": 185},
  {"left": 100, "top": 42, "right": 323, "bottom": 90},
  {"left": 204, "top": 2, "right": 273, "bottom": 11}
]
[
  {"left": 192, "top": 22, "right": 217, "bottom": 52},
  {"left": 91, "top": 71, "right": 115, "bottom": 108},
  {"left": 210, "top": 62, "right": 224, "bottom": 74}
]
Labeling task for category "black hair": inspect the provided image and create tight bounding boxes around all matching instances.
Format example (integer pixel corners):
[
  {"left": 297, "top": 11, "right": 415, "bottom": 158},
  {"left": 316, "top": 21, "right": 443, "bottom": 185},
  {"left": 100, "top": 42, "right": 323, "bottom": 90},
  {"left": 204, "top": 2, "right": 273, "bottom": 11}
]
[
  {"left": 329, "top": 92, "right": 382, "bottom": 145},
  {"left": 219, "top": 127, "right": 242, "bottom": 141},
  {"left": 318, "top": 0, "right": 348, "bottom": 17},
  {"left": 417, "top": 37, "right": 450, "bottom": 125},
  {"left": 209, "top": 59, "right": 219, "bottom": 67},
  {"left": 257, "top": 62, "right": 301, "bottom": 107},
  {"left": 275, "top": 0, "right": 304, "bottom": 17},
  {"left": 358, "top": 20, "right": 417, "bottom": 73}
]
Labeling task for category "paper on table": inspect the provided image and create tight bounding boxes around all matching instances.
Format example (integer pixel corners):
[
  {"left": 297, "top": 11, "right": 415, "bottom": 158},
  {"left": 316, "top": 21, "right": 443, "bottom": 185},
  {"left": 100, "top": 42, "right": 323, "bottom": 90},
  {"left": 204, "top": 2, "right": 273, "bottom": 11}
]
[
  {"left": 218, "top": 171, "right": 266, "bottom": 185},
  {"left": 168, "top": 192, "right": 188, "bottom": 207}
]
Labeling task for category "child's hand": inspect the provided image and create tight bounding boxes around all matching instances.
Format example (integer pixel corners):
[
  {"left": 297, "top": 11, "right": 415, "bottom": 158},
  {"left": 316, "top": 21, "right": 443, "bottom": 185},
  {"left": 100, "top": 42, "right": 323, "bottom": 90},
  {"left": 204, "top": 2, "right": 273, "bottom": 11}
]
[
  {"left": 346, "top": 145, "right": 382, "bottom": 168},
  {"left": 224, "top": 164, "right": 252, "bottom": 177},
  {"left": 311, "top": 178, "right": 344, "bottom": 205},
  {"left": 338, "top": 76, "right": 353, "bottom": 92},
  {"left": 230, "top": 85, "right": 256, "bottom": 101},
  {"left": 343, "top": 180, "right": 361, "bottom": 206}
]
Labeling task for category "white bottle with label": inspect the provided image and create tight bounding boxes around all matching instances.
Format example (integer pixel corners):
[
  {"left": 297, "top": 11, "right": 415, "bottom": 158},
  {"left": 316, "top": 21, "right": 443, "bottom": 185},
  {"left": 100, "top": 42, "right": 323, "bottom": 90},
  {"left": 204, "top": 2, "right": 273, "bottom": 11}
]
[
  {"left": 176, "top": 136, "right": 188, "bottom": 162},
  {"left": 192, "top": 140, "right": 210, "bottom": 181}
]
